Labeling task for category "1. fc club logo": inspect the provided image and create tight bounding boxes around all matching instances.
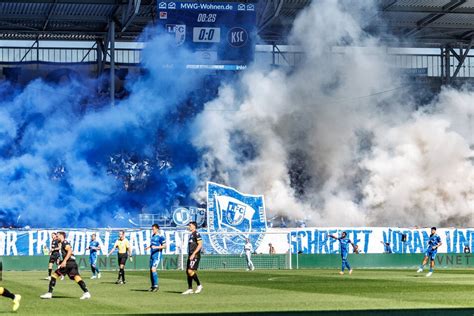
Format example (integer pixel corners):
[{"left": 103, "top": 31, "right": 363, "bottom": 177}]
[{"left": 206, "top": 182, "right": 267, "bottom": 254}]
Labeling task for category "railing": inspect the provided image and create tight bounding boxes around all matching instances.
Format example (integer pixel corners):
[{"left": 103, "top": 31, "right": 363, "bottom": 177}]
[
  {"left": 139, "top": 213, "right": 174, "bottom": 227},
  {"left": 0, "top": 46, "right": 141, "bottom": 64},
  {"left": 1, "top": 45, "right": 474, "bottom": 77}
]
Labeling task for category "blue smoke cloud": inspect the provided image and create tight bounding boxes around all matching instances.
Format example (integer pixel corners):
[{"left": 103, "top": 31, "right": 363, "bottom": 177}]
[{"left": 0, "top": 32, "right": 220, "bottom": 228}]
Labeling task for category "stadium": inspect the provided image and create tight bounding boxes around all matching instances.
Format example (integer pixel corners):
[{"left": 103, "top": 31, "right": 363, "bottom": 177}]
[{"left": 0, "top": 0, "right": 473, "bottom": 315}]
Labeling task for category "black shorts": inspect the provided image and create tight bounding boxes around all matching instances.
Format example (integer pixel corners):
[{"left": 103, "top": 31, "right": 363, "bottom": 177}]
[
  {"left": 49, "top": 252, "right": 60, "bottom": 264},
  {"left": 187, "top": 257, "right": 200, "bottom": 271},
  {"left": 55, "top": 260, "right": 80, "bottom": 280},
  {"left": 118, "top": 253, "right": 128, "bottom": 265}
]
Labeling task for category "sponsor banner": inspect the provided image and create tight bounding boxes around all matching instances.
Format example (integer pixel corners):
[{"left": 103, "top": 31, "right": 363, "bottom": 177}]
[
  {"left": 158, "top": 1, "right": 256, "bottom": 12},
  {"left": 207, "top": 182, "right": 267, "bottom": 254},
  {"left": 290, "top": 227, "right": 474, "bottom": 254},
  {"left": 185, "top": 64, "right": 247, "bottom": 71},
  {"left": 400, "top": 67, "right": 428, "bottom": 76}
]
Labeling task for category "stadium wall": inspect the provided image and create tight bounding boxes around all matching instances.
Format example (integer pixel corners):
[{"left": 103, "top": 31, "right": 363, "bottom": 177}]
[{"left": 0, "top": 254, "right": 472, "bottom": 271}]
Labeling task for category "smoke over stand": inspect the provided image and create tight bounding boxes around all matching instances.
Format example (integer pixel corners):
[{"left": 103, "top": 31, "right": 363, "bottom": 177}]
[{"left": 0, "top": 0, "right": 473, "bottom": 228}]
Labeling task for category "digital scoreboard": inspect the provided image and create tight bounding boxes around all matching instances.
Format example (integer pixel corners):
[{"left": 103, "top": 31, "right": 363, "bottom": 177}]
[{"left": 157, "top": 1, "right": 257, "bottom": 70}]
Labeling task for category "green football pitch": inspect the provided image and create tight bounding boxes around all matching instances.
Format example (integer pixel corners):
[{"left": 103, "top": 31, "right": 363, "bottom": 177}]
[{"left": 0, "top": 269, "right": 473, "bottom": 315}]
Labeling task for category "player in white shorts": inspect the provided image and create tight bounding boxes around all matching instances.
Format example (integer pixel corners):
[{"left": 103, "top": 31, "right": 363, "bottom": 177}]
[{"left": 240, "top": 238, "right": 255, "bottom": 271}]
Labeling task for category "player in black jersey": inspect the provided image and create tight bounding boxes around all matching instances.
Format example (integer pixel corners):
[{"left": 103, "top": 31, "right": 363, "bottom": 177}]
[
  {"left": 40, "top": 232, "right": 91, "bottom": 300},
  {"left": 0, "top": 287, "right": 21, "bottom": 311},
  {"left": 45, "top": 232, "right": 61, "bottom": 281},
  {"left": 182, "top": 222, "right": 203, "bottom": 295}
]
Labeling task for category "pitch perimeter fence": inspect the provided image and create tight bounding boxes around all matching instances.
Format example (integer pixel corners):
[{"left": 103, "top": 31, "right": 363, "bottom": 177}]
[{"left": 0, "top": 253, "right": 472, "bottom": 272}]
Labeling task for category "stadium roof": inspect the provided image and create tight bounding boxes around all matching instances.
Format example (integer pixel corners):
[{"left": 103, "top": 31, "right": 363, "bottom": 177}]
[
  {"left": 258, "top": 0, "right": 474, "bottom": 47},
  {"left": 0, "top": 0, "right": 473, "bottom": 47},
  {"left": 378, "top": 0, "right": 474, "bottom": 47},
  {"left": 0, "top": 0, "right": 155, "bottom": 41},
  {"left": 0, "top": 0, "right": 333, "bottom": 44},
  {"left": 256, "top": 0, "right": 310, "bottom": 43}
]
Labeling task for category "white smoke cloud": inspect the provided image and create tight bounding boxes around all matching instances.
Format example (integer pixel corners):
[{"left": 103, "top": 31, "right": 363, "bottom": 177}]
[
  {"left": 191, "top": 0, "right": 474, "bottom": 227},
  {"left": 363, "top": 90, "right": 474, "bottom": 227}
]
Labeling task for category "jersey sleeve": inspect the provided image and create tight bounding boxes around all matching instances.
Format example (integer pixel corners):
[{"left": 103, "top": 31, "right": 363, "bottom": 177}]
[
  {"left": 114, "top": 240, "right": 119, "bottom": 248},
  {"left": 195, "top": 232, "right": 202, "bottom": 241},
  {"left": 63, "top": 241, "right": 71, "bottom": 251},
  {"left": 160, "top": 235, "right": 166, "bottom": 245},
  {"left": 125, "top": 239, "right": 130, "bottom": 249}
]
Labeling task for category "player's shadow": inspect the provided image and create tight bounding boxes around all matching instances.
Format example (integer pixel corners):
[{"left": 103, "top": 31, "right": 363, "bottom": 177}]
[
  {"left": 130, "top": 289, "right": 150, "bottom": 292},
  {"left": 164, "top": 290, "right": 184, "bottom": 294}
]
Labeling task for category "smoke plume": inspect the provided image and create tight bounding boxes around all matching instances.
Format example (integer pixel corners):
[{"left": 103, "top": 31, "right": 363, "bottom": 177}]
[
  {"left": 192, "top": 0, "right": 474, "bottom": 227},
  {"left": 0, "top": 0, "right": 472, "bottom": 228}
]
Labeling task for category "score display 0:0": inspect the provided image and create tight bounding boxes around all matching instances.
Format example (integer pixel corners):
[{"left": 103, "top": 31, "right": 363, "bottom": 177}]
[{"left": 193, "top": 27, "right": 221, "bottom": 43}]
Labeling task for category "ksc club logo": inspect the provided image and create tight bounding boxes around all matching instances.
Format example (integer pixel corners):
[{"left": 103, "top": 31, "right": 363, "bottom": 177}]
[
  {"left": 207, "top": 182, "right": 267, "bottom": 254},
  {"left": 228, "top": 27, "right": 248, "bottom": 47}
]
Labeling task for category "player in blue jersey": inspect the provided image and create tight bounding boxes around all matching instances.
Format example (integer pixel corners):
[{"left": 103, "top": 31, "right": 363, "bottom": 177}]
[
  {"left": 145, "top": 224, "right": 166, "bottom": 292},
  {"left": 329, "top": 231, "right": 359, "bottom": 275},
  {"left": 86, "top": 233, "right": 101, "bottom": 279},
  {"left": 417, "top": 227, "right": 442, "bottom": 277}
]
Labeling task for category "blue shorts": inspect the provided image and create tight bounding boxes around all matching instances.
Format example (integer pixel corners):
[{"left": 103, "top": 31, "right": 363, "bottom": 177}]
[
  {"left": 341, "top": 252, "right": 348, "bottom": 260},
  {"left": 425, "top": 249, "right": 438, "bottom": 261},
  {"left": 150, "top": 253, "right": 162, "bottom": 269},
  {"left": 89, "top": 253, "right": 98, "bottom": 265}
]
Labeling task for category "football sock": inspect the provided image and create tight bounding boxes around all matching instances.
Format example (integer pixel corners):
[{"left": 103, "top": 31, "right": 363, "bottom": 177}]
[
  {"left": 152, "top": 271, "right": 158, "bottom": 287},
  {"left": 187, "top": 275, "right": 193, "bottom": 289},
  {"left": 48, "top": 277, "right": 57, "bottom": 293},
  {"left": 0, "top": 288, "right": 15, "bottom": 300},
  {"left": 48, "top": 269, "right": 52, "bottom": 277},
  {"left": 192, "top": 274, "right": 200, "bottom": 286},
  {"left": 78, "top": 280, "right": 88, "bottom": 293}
]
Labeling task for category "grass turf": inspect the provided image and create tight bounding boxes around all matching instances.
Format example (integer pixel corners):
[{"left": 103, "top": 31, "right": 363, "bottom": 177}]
[{"left": 0, "top": 269, "right": 473, "bottom": 315}]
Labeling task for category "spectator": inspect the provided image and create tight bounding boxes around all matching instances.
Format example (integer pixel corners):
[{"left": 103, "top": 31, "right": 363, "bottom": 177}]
[{"left": 268, "top": 243, "right": 276, "bottom": 255}]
